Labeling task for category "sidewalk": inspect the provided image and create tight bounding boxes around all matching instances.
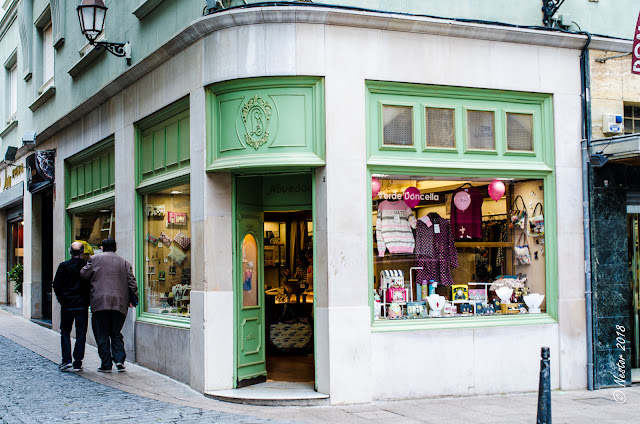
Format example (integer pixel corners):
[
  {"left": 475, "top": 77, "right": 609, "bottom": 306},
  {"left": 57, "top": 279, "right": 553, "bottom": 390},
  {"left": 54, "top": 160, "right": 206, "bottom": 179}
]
[{"left": 0, "top": 307, "right": 637, "bottom": 424}]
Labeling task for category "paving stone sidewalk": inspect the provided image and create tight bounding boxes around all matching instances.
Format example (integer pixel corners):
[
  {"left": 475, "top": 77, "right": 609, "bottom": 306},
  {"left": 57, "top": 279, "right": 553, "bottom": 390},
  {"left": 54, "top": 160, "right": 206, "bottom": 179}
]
[
  {"left": 0, "top": 335, "right": 295, "bottom": 424},
  {"left": 1, "top": 307, "right": 640, "bottom": 424}
]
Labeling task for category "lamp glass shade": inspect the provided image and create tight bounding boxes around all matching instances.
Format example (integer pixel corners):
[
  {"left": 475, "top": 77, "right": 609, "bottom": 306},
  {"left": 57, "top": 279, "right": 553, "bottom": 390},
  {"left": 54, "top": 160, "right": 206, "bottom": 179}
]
[{"left": 77, "top": 0, "right": 107, "bottom": 42}]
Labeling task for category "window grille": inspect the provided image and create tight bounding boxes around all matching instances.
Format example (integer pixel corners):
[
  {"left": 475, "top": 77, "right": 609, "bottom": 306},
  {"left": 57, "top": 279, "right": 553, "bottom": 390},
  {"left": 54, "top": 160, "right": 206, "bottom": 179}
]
[
  {"left": 467, "top": 110, "right": 495, "bottom": 150},
  {"left": 425, "top": 108, "right": 455, "bottom": 148},
  {"left": 506, "top": 113, "right": 533, "bottom": 151},
  {"left": 383, "top": 105, "right": 413, "bottom": 146}
]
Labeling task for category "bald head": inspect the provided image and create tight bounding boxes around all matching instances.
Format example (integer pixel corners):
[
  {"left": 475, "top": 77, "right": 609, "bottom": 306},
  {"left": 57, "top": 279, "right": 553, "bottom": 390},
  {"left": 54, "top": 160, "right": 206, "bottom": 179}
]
[{"left": 70, "top": 242, "right": 84, "bottom": 258}]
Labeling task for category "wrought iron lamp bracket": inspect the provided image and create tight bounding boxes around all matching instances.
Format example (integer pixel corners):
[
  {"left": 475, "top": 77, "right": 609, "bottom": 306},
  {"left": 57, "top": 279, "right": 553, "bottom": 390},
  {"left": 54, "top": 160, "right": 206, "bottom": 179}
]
[
  {"left": 91, "top": 40, "right": 131, "bottom": 65},
  {"left": 542, "top": 0, "right": 566, "bottom": 27}
]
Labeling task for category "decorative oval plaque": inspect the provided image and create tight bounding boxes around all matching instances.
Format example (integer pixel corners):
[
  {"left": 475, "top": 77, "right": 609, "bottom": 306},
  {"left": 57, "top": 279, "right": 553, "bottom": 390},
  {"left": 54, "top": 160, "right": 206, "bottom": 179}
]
[{"left": 241, "top": 95, "right": 272, "bottom": 149}]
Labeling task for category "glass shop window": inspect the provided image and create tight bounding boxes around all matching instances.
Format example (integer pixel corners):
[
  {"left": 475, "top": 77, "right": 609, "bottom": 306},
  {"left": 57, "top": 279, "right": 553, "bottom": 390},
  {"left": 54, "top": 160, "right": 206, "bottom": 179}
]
[
  {"left": 143, "top": 184, "right": 191, "bottom": 318},
  {"left": 372, "top": 176, "right": 546, "bottom": 320},
  {"left": 72, "top": 209, "right": 115, "bottom": 260}
]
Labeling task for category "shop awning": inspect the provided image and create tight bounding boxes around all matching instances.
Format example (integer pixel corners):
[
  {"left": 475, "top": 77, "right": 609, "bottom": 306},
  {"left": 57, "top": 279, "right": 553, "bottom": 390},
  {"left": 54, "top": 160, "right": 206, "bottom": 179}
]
[
  {"left": 0, "top": 181, "right": 24, "bottom": 209},
  {"left": 590, "top": 134, "right": 640, "bottom": 166}
]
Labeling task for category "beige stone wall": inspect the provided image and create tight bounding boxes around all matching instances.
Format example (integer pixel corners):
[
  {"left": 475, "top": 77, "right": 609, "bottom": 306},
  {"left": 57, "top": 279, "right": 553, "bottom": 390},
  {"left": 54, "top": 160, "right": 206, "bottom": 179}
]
[{"left": 590, "top": 50, "right": 640, "bottom": 140}]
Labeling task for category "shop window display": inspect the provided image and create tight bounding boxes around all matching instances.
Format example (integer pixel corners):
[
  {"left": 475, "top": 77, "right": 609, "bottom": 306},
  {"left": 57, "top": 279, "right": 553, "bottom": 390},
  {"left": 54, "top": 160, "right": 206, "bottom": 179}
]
[
  {"left": 373, "top": 176, "right": 546, "bottom": 320},
  {"left": 72, "top": 210, "right": 115, "bottom": 260},
  {"left": 143, "top": 184, "right": 191, "bottom": 317}
]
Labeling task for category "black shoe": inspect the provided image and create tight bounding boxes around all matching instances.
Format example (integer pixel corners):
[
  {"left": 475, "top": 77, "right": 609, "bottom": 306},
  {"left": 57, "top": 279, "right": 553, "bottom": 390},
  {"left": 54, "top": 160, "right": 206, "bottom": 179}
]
[
  {"left": 97, "top": 366, "right": 112, "bottom": 373},
  {"left": 116, "top": 363, "right": 126, "bottom": 372},
  {"left": 58, "top": 363, "right": 72, "bottom": 371},
  {"left": 72, "top": 365, "right": 83, "bottom": 372}
]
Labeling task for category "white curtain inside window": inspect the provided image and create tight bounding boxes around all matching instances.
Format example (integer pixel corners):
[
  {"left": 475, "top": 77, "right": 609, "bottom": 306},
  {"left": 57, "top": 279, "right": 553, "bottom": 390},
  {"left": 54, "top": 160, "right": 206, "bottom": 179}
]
[
  {"left": 43, "top": 24, "right": 54, "bottom": 84},
  {"left": 10, "top": 65, "right": 17, "bottom": 115}
]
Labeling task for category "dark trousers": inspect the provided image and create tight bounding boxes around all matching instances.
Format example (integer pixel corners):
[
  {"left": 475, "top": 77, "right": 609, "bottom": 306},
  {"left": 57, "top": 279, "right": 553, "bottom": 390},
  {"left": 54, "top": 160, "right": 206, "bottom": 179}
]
[
  {"left": 91, "top": 310, "right": 127, "bottom": 369},
  {"left": 60, "top": 308, "right": 89, "bottom": 368}
]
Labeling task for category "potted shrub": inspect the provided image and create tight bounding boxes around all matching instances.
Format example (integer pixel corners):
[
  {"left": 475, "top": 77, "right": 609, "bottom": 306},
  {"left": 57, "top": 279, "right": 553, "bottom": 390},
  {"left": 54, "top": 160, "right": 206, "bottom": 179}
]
[{"left": 8, "top": 264, "right": 23, "bottom": 309}]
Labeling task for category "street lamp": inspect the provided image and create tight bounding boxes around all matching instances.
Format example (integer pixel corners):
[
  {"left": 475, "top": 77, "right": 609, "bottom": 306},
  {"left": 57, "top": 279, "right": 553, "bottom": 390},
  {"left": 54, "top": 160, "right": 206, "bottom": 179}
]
[{"left": 77, "top": 0, "right": 131, "bottom": 65}]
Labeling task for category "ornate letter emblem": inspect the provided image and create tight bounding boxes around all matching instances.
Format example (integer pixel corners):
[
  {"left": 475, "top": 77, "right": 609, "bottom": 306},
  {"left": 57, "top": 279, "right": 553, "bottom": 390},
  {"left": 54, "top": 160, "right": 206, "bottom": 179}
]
[{"left": 241, "top": 95, "right": 272, "bottom": 149}]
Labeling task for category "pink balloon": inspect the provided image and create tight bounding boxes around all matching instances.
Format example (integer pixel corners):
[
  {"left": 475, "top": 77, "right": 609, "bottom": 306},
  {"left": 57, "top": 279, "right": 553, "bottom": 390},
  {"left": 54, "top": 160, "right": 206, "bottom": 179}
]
[
  {"left": 454, "top": 190, "right": 471, "bottom": 211},
  {"left": 403, "top": 186, "right": 421, "bottom": 208},
  {"left": 372, "top": 177, "right": 381, "bottom": 199},
  {"left": 488, "top": 180, "right": 506, "bottom": 202}
]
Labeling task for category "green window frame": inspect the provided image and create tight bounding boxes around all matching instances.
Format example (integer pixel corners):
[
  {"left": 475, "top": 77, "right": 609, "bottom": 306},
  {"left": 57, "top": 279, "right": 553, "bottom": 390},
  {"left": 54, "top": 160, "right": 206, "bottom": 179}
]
[
  {"left": 366, "top": 81, "right": 553, "bottom": 173},
  {"left": 136, "top": 97, "right": 190, "bottom": 189},
  {"left": 135, "top": 98, "right": 191, "bottom": 328},
  {"left": 366, "top": 81, "right": 557, "bottom": 332},
  {"left": 65, "top": 137, "right": 115, "bottom": 211},
  {"left": 64, "top": 137, "right": 116, "bottom": 261}
]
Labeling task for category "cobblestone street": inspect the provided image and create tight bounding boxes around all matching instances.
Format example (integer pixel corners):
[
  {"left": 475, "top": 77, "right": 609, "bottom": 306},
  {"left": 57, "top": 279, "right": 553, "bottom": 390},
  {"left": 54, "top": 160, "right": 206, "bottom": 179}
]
[{"left": 0, "top": 336, "right": 293, "bottom": 424}]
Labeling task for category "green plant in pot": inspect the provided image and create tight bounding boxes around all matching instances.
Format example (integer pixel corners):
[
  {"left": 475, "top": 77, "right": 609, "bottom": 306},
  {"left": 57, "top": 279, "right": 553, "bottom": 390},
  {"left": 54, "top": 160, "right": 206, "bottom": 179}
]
[{"left": 8, "top": 264, "right": 23, "bottom": 296}]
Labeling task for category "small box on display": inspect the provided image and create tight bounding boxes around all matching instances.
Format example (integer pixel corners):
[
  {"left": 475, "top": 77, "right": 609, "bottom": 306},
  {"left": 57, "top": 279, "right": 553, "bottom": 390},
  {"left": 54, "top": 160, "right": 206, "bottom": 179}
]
[
  {"left": 468, "top": 287, "right": 486, "bottom": 301},
  {"left": 407, "top": 301, "right": 428, "bottom": 318},
  {"left": 500, "top": 303, "right": 522, "bottom": 314},
  {"left": 451, "top": 284, "right": 469, "bottom": 300},
  {"left": 459, "top": 303, "right": 473, "bottom": 314}
]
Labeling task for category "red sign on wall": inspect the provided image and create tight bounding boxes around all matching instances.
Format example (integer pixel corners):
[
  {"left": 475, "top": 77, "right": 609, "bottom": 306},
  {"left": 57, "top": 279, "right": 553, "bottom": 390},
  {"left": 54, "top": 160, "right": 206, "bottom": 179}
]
[{"left": 634, "top": 11, "right": 640, "bottom": 74}]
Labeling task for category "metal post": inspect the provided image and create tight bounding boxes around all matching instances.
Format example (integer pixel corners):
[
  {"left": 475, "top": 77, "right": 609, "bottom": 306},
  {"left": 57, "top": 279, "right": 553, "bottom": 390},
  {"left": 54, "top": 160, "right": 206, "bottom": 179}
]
[{"left": 537, "top": 347, "right": 552, "bottom": 424}]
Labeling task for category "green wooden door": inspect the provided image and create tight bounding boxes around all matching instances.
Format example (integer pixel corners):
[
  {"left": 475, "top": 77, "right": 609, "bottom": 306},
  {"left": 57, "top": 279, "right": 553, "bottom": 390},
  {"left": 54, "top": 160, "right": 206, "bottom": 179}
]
[{"left": 236, "top": 208, "right": 266, "bottom": 386}]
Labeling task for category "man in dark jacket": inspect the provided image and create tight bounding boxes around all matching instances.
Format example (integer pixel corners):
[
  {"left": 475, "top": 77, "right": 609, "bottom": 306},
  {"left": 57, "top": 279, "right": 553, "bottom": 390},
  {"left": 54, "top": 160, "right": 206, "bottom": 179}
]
[
  {"left": 52, "top": 241, "right": 89, "bottom": 372},
  {"left": 80, "top": 238, "right": 138, "bottom": 373}
]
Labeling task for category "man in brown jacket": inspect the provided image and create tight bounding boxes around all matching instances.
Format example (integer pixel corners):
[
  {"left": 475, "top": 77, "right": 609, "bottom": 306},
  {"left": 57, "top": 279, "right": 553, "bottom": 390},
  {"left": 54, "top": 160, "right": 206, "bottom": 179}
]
[{"left": 80, "top": 238, "right": 138, "bottom": 373}]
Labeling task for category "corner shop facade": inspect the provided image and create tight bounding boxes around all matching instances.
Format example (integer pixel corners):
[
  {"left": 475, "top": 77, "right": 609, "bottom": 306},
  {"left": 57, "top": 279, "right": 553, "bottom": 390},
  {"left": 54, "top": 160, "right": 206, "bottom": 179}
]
[{"left": 6, "top": 6, "right": 625, "bottom": 402}]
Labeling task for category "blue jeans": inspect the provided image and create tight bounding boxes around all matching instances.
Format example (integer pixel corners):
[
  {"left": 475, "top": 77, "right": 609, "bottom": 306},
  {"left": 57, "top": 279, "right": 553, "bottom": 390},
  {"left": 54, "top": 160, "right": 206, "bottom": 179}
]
[{"left": 60, "top": 308, "right": 88, "bottom": 368}]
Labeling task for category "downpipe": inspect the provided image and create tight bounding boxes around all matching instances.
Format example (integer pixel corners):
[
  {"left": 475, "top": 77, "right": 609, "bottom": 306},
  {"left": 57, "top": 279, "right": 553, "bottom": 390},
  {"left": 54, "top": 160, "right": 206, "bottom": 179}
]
[{"left": 579, "top": 32, "right": 595, "bottom": 391}]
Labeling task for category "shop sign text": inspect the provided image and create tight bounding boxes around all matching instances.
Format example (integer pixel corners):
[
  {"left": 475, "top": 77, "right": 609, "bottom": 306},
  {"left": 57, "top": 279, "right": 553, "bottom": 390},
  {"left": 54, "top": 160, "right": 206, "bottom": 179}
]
[
  {"left": 265, "top": 183, "right": 311, "bottom": 197},
  {"left": 3, "top": 165, "right": 24, "bottom": 191},
  {"left": 378, "top": 191, "right": 440, "bottom": 204}
]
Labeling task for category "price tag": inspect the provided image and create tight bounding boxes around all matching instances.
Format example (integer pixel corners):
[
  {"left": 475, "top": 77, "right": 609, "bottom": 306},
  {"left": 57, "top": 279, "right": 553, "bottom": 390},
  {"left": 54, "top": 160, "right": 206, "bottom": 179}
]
[{"left": 434, "top": 224, "right": 441, "bottom": 234}]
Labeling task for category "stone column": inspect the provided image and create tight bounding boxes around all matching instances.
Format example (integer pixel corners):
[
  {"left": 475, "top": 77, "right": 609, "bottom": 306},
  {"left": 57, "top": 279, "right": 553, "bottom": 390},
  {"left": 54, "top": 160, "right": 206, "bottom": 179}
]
[
  {"left": 23, "top": 188, "right": 43, "bottom": 319},
  {"left": 322, "top": 44, "right": 373, "bottom": 403},
  {"left": 189, "top": 87, "right": 235, "bottom": 392},
  {"left": 115, "top": 123, "right": 138, "bottom": 361}
]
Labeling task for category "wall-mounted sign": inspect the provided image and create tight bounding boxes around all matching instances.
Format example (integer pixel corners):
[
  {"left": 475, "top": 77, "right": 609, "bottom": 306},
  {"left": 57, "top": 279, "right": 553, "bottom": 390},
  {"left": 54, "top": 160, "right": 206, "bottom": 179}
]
[
  {"left": 633, "top": 11, "right": 640, "bottom": 75},
  {"left": 26, "top": 151, "right": 55, "bottom": 193},
  {"left": 3, "top": 165, "right": 24, "bottom": 191}
]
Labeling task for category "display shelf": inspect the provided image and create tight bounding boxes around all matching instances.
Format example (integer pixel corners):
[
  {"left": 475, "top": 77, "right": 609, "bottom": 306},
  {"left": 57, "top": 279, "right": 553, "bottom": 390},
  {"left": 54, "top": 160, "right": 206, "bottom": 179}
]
[{"left": 454, "top": 241, "right": 512, "bottom": 247}]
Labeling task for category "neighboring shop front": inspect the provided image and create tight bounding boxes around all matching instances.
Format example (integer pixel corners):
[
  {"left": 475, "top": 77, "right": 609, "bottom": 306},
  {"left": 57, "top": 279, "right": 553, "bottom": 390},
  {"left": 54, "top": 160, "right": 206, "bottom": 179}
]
[
  {"left": 588, "top": 48, "right": 640, "bottom": 388},
  {"left": 0, "top": 160, "right": 25, "bottom": 307}
]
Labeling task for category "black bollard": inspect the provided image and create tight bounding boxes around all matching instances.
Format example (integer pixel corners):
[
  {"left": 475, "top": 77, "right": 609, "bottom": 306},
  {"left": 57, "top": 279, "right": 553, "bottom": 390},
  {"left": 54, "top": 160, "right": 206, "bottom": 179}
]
[{"left": 537, "top": 347, "right": 552, "bottom": 424}]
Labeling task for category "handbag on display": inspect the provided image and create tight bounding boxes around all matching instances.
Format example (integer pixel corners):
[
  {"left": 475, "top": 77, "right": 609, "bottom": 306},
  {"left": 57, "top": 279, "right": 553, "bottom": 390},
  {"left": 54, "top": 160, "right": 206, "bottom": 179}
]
[
  {"left": 528, "top": 203, "right": 544, "bottom": 237},
  {"left": 146, "top": 233, "right": 158, "bottom": 246},
  {"left": 159, "top": 231, "right": 172, "bottom": 246},
  {"left": 509, "top": 195, "right": 527, "bottom": 230},
  {"left": 514, "top": 232, "right": 531, "bottom": 265}
]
